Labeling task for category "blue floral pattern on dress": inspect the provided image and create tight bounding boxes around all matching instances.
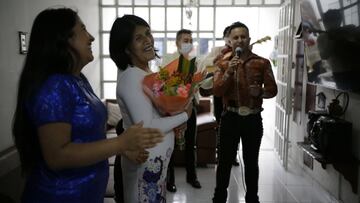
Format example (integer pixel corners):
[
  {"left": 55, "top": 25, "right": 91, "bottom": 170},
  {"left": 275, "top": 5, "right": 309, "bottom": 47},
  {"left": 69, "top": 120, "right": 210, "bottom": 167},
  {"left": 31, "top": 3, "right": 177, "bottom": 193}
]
[{"left": 139, "top": 153, "right": 170, "bottom": 203}]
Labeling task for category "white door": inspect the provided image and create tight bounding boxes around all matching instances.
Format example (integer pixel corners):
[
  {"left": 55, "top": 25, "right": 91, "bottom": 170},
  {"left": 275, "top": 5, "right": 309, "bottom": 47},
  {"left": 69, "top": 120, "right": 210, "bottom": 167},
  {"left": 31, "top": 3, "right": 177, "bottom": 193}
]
[{"left": 274, "top": 0, "right": 295, "bottom": 170}]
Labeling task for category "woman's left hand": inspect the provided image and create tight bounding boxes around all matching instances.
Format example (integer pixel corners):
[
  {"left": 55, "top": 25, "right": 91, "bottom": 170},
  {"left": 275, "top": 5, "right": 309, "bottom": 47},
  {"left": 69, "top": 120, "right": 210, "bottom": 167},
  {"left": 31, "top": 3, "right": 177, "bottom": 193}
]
[
  {"left": 124, "top": 150, "right": 149, "bottom": 164},
  {"left": 120, "top": 121, "right": 164, "bottom": 151}
]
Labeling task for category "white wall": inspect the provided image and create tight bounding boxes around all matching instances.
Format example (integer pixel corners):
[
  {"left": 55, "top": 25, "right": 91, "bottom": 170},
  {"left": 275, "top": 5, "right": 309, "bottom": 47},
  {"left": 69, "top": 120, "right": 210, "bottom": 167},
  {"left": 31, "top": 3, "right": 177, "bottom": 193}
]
[
  {"left": 310, "top": 87, "right": 360, "bottom": 203},
  {"left": 288, "top": 1, "right": 360, "bottom": 202},
  {"left": 0, "top": 0, "right": 100, "bottom": 170}
]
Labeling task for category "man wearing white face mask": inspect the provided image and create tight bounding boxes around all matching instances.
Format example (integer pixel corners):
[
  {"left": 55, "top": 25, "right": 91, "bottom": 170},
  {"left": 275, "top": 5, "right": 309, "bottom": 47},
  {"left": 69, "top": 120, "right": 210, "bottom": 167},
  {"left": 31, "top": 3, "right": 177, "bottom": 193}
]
[
  {"left": 161, "top": 29, "right": 195, "bottom": 65},
  {"left": 161, "top": 29, "right": 202, "bottom": 193}
]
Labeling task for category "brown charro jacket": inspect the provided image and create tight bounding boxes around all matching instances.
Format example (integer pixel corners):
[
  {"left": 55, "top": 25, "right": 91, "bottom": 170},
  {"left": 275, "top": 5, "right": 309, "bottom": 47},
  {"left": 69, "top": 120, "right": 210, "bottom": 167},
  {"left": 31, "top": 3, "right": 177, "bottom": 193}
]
[{"left": 213, "top": 51, "right": 278, "bottom": 110}]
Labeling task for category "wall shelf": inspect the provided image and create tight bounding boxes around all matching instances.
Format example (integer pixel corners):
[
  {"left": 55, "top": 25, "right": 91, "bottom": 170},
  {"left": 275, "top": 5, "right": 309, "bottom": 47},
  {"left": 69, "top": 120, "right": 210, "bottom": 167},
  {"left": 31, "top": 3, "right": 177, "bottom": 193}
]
[
  {"left": 297, "top": 142, "right": 359, "bottom": 194},
  {"left": 298, "top": 142, "right": 328, "bottom": 168}
]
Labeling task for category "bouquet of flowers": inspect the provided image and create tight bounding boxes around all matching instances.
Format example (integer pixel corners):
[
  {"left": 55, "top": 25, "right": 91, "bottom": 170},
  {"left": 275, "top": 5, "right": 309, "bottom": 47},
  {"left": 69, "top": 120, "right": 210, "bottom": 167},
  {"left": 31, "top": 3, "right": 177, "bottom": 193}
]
[{"left": 143, "top": 54, "right": 204, "bottom": 149}]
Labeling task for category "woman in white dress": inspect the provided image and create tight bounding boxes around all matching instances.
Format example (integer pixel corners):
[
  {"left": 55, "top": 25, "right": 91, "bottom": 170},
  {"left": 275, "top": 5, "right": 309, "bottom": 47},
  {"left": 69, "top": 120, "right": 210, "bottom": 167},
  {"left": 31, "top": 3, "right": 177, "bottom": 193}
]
[{"left": 109, "top": 15, "right": 192, "bottom": 203}]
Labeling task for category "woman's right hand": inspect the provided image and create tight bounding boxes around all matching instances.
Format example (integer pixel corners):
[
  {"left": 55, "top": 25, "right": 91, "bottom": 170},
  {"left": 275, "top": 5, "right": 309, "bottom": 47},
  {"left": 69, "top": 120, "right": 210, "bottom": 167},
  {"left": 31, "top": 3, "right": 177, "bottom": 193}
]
[
  {"left": 119, "top": 121, "right": 164, "bottom": 151},
  {"left": 227, "top": 56, "right": 240, "bottom": 75}
]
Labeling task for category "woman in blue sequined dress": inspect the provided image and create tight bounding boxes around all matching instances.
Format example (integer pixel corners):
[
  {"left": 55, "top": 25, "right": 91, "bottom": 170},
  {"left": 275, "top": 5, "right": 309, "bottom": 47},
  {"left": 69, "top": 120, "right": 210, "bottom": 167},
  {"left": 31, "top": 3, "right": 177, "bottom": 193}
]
[{"left": 12, "top": 8, "right": 164, "bottom": 203}]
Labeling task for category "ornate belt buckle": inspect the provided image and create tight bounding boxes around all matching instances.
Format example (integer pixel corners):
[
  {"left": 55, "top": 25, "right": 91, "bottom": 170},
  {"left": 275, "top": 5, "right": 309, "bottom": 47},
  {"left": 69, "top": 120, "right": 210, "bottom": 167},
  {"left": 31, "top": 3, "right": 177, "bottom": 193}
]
[{"left": 238, "top": 106, "right": 251, "bottom": 116}]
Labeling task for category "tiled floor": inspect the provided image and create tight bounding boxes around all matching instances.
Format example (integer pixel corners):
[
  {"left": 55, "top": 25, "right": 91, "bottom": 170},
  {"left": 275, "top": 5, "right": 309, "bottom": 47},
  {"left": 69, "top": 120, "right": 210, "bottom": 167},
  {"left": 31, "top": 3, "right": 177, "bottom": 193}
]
[
  {"left": 105, "top": 99, "right": 335, "bottom": 203},
  {"left": 166, "top": 95, "right": 333, "bottom": 203},
  {"left": 165, "top": 135, "right": 333, "bottom": 203}
]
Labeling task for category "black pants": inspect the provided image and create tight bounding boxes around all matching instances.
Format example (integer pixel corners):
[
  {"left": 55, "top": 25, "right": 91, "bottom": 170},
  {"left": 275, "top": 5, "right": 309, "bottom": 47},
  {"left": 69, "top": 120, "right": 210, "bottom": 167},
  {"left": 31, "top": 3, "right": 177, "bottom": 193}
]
[
  {"left": 213, "top": 96, "right": 223, "bottom": 123},
  {"left": 213, "top": 111, "right": 263, "bottom": 203},
  {"left": 213, "top": 96, "right": 223, "bottom": 158},
  {"left": 114, "top": 155, "right": 123, "bottom": 203},
  {"left": 114, "top": 120, "right": 124, "bottom": 203},
  {"left": 167, "top": 106, "right": 198, "bottom": 184}
]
